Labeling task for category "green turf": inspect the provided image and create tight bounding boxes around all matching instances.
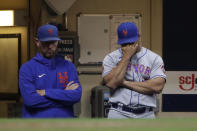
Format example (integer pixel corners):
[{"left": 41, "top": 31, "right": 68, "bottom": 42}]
[{"left": 0, "top": 118, "right": 197, "bottom": 131}]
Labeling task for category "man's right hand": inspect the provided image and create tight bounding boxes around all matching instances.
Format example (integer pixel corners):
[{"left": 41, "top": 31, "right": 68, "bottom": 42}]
[{"left": 121, "top": 42, "right": 139, "bottom": 60}]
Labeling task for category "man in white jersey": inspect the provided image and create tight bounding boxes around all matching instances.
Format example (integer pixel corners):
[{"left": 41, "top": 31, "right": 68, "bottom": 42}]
[{"left": 102, "top": 22, "right": 166, "bottom": 118}]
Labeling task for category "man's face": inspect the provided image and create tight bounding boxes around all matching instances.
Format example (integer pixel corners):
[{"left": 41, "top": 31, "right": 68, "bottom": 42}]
[{"left": 37, "top": 40, "right": 58, "bottom": 58}]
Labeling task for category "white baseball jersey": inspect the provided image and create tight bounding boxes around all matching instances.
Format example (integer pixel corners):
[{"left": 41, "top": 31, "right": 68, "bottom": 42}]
[{"left": 102, "top": 47, "right": 166, "bottom": 108}]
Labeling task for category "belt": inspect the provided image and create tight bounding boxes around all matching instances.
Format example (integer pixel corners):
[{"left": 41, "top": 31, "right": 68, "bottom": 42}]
[{"left": 109, "top": 102, "right": 153, "bottom": 114}]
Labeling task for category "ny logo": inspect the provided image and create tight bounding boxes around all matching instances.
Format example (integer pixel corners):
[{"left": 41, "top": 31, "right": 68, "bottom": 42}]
[
  {"left": 58, "top": 72, "right": 68, "bottom": 88},
  {"left": 48, "top": 29, "right": 53, "bottom": 35},
  {"left": 122, "top": 30, "right": 128, "bottom": 36}
]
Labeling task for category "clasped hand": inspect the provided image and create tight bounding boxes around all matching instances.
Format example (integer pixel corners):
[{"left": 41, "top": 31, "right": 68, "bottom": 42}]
[{"left": 65, "top": 81, "right": 79, "bottom": 90}]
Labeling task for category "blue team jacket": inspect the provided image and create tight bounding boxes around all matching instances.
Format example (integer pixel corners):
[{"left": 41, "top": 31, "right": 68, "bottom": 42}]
[{"left": 19, "top": 52, "right": 82, "bottom": 118}]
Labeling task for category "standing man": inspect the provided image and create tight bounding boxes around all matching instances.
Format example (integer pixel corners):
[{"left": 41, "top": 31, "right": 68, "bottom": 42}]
[
  {"left": 102, "top": 22, "right": 166, "bottom": 118},
  {"left": 19, "top": 24, "right": 82, "bottom": 118}
]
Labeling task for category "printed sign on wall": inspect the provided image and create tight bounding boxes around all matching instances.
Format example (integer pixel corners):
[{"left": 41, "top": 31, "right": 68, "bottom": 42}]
[
  {"left": 58, "top": 38, "right": 74, "bottom": 62},
  {"left": 163, "top": 71, "right": 197, "bottom": 94}
]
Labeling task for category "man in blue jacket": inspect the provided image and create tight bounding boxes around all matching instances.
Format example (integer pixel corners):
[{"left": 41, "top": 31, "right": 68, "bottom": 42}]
[{"left": 19, "top": 24, "right": 82, "bottom": 118}]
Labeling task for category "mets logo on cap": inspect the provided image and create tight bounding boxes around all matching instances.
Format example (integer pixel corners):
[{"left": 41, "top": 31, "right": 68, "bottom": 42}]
[
  {"left": 122, "top": 29, "right": 128, "bottom": 37},
  {"left": 117, "top": 22, "right": 139, "bottom": 45},
  {"left": 48, "top": 29, "right": 53, "bottom": 35},
  {"left": 37, "top": 24, "right": 61, "bottom": 42}
]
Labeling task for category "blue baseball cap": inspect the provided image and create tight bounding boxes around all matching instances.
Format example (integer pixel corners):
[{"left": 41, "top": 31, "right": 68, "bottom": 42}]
[
  {"left": 37, "top": 24, "right": 61, "bottom": 42},
  {"left": 117, "top": 22, "right": 138, "bottom": 45}
]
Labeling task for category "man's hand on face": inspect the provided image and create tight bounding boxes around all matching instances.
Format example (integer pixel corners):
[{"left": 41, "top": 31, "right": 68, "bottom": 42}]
[
  {"left": 65, "top": 81, "right": 79, "bottom": 90},
  {"left": 121, "top": 42, "right": 139, "bottom": 60}
]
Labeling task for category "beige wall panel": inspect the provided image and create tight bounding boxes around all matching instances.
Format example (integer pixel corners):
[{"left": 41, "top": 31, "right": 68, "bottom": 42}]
[
  {"left": 0, "top": 27, "right": 28, "bottom": 64},
  {"left": 67, "top": 0, "right": 151, "bottom": 49},
  {"left": 0, "top": 38, "right": 18, "bottom": 93},
  {"left": 150, "top": 0, "right": 163, "bottom": 56},
  {"left": 78, "top": 74, "right": 102, "bottom": 117},
  {"left": 150, "top": 0, "right": 163, "bottom": 116}
]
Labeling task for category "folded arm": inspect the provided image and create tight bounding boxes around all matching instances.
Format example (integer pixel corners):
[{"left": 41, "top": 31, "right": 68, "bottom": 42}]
[
  {"left": 19, "top": 68, "right": 56, "bottom": 108},
  {"left": 122, "top": 77, "right": 166, "bottom": 95},
  {"left": 103, "top": 57, "right": 130, "bottom": 89},
  {"left": 39, "top": 81, "right": 82, "bottom": 105},
  {"left": 37, "top": 65, "right": 82, "bottom": 105}
]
